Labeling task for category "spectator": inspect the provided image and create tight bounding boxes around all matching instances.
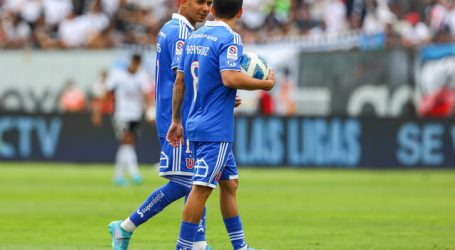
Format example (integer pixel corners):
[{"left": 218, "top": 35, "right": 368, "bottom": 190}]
[
  {"left": 81, "top": 0, "right": 111, "bottom": 47},
  {"left": 400, "top": 12, "right": 431, "bottom": 47},
  {"left": 57, "top": 0, "right": 110, "bottom": 48},
  {"left": 363, "top": 0, "right": 396, "bottom": 34},
  {"left": 101, "top": 0, "right": 120, "bottom": 17},
  {"left": 346, "top": 0, "right": 367, "bottom": 30},
  {"left": 43, "top": 0, "right": 73, "bottom": 27},
  {"left": 428, "top": 0, "right": 449, "bottom": 33},
  {"left": 323, "top": 0, "right": 347, "bottom": 35},
  {"left": 444, "top": 0, "right": 455, "bottom": 37},
  {"left": 241, "top": 0, "right": 266, "bottom": 30},
  {"left": 19, "top": 0, "right": 42, "bottom": 27},
  {"left": 1, "top": 10, "right": 31, "bottom": 48},
  {"left": 293, "top": 0, "right": 313, "bottom": 33},
  {"left": 58, "top": 11, "right": 87, "bottom": 48},
  {"left": 0, "top": 17, "right": 5, "bottom": 46},
  {"left": 3, "top": 0, "right": 22, "bottom": 13},
  {"left": 0, "top": 0, "right": 453, "bottom": 48}
]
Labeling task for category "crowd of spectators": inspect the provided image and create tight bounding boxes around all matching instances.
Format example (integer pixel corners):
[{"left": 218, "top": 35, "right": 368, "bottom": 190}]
[
  {"left": 0, "top": 0, "right": 174, "bottom": 49},
  {"left": 0, "top": 0, "right": 454, "bottom": 49}
]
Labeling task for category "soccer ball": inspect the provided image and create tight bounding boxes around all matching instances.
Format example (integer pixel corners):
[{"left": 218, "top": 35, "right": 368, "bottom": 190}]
[{"left": 240, "top": 52, "right": 270, "bottom": 80}]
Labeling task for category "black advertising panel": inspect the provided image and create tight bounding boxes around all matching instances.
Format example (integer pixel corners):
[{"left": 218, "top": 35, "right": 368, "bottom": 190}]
[
  {"left": 1, "top": 113, "right": 454, "bottom": 168},
  {"left": 0, "top": 113, "right": 160, "bottom": 163},
  {"left": 234, "top": 116, "right": 455, "bottom": 168}
]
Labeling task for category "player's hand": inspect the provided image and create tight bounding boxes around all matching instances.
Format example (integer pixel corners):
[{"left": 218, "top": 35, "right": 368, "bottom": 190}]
[
  {"left": 235, "top": 95, "right": 242, "bottom": 108},
  {"left": 145, "top": 106, "right": 156, "bottom": 125},
  {"left": 263, "top": 69, "right": 276, "bottom": 91},
  {"left": 166, "top": 122, "right": 184, "bottom": 147}
]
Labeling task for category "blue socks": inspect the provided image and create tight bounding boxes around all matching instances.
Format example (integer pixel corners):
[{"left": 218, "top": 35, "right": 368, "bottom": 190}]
[
  {"left": 176, "top": 221, "right": 199, "bottom": 250},
  {"left": 176, "top": 216, "right": 247, "bottom": 250},
  {"left": 224, "top": 216, "right": 247, "bottom": 250},
  {"left": 184, "top": 194, "right": 207, "bottom": 242},
  {"left": 195, "top": 207, "right": 207, "bottom": 242},
  {"left": 129, "top": 181, "right": 189, "bottom": 226}
]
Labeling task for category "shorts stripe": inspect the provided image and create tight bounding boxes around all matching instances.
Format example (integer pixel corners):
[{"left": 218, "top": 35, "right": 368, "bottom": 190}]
[
  {"left": 172, "top": 147, "right": 176, "bottom": 172},
  {"left": 173, "top": 148, "right": 179, "bottom": 171},
  {"left": 179, "top": 144, "right": 182, "bottom": 172},
  {"left": 208, "top": 142, "right": 225, "bottom": 183},
  {"left": 209, "top": 142, "right": 228, "bottom": 183},
  {"left": 172, "top": 144, "right": 182, "bottom": 172},
  {"left": 212, "top": 143, "right": 224, "bottom": 179}
]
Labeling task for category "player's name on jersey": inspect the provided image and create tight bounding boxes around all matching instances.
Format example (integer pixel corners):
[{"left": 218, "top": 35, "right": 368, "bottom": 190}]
[
  {"left": 186, "top": 45, "right": 210, "bottom": 56},
  {"left": 189, "top": 33, "right": 218, "bottom": 41}
]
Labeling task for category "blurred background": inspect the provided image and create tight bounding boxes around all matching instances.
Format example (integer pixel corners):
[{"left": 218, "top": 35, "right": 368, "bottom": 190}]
[
  {"left": 1, "top": 0, "right": 454, "bottom": 167},
  {"left": 1, "top": 0, "right": 455, "bottom": 249}
]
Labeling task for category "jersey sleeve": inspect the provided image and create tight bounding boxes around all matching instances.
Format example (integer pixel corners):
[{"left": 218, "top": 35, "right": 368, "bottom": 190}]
[
  {"left": 219, "top": 33, "right": 243, "bottom": 72},
  {"left": 177, "top": 42, "right": 187, "bottom": 73},
  {"left": 170, "top": 25, "right": 189, "bottom": 70}
]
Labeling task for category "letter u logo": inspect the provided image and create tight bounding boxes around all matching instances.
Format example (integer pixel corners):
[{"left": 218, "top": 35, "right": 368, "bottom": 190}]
[{"left": 186, "top": 158, "right": 194, "bottom": 169}]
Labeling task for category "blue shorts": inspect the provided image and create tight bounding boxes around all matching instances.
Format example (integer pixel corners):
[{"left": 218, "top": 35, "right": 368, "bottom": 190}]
[
  {"left": 159, "top": 137, "right": 194, "bottom": 178},
  {"left": 191, "top": 141, "right": 238, "bottom": 189}
]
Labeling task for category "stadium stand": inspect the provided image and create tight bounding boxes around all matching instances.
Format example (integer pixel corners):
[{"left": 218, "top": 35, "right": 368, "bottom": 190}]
[{"left": 1, "top": 0, "right": 455, "bottom": 49}]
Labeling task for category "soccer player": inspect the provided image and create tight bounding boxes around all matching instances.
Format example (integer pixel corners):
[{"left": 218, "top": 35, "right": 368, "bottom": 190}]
[
  {"left": 93, "top": 53, "right": 152, "bottom": 186},
  {"left": 167, "top": 0, "right": 275, "bottom": 249},
  {"left": 108, "top": 1, "right": 214, "bottom": 250}
]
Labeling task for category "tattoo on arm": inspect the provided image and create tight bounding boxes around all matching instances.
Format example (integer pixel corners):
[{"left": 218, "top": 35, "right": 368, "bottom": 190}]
[{"left": 172, "top": 73, "right": 185, "bottom": 123}]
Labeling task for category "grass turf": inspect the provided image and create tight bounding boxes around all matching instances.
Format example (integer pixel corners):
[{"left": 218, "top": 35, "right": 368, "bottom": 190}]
[{"left": 0, "top": 163, "right": 454, "bottom": 250}]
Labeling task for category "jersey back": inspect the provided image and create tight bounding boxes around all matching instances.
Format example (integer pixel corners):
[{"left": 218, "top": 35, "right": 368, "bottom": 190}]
[
  {"left": 178, "top": 21, "right": 243, "bottom": 142},
  {"left": 155, "top": 15, "right": 193, "bottom": 138}
]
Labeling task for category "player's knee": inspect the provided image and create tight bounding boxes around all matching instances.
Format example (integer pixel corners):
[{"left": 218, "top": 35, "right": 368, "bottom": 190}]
[
  {"left": 192, "top": 185, "right": 213, "bottom": 201},
  {"left": 220, "top": 179, "right": 238, "bottom": 195},
  {"left": 122, "top": 133, "right": 135, "bottom": 144}
]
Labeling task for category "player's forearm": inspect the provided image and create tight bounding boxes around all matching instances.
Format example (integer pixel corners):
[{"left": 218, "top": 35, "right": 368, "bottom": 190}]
[
  {"left": 143, "top": 93, "right": 154, "bottom": 110},
  {"left": 222, "top": 71, "right": 273, "bottom": 91},
  {"left": 171, "top": 73, "right": 185, "bottom": 123}
]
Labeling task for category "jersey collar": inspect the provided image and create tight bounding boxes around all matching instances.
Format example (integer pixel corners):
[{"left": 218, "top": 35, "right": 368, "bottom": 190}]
[
  {"left": 204, "top": 20, "right": 233, "bottom": 31},
  {"left": 172, "top": 13, "right": 195, "bottom": 31}
]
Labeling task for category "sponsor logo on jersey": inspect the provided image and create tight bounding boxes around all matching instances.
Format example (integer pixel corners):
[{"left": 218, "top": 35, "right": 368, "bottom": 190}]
[
  {"left": 227, "top": 45, "right": 238, "bottom": 60},
  {"left": 176, "top": 40, "right": 184, "bottom": 55},
  {"left": 226, "top": 60, "right": 237, "bottom": 67},
  {"left": 186, "top": 158, "right": 194, "bottom": 169}
]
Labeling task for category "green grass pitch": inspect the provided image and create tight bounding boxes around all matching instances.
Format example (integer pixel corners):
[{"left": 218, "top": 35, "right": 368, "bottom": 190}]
[{"left": 0, "top": 163, "right": 454, "bottom": 250}]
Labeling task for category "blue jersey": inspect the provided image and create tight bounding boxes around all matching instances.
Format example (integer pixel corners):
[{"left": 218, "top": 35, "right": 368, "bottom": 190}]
[
  {"left": 178, "top": 21, "right": 243, "bottom": 142},
  {"left": 155, "top": 13, "right": 194, "bottom": 138}
]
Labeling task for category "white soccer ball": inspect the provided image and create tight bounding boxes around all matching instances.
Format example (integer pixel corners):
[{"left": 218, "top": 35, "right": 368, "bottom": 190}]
[{"left": 240, "top": 52, "right": 270, "bottom": 80}]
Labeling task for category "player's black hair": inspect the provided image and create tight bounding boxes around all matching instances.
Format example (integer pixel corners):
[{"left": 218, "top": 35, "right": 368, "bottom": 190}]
[{"left": 213, "top": 0, "right": 243, "bottom": 19}]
